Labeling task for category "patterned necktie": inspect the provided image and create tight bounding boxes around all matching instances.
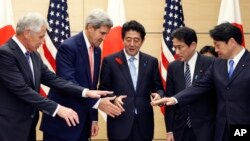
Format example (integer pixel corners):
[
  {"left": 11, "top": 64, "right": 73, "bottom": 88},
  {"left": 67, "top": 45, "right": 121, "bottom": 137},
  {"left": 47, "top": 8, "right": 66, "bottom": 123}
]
[
  {"left": 228, "top": 59, "right": 234, "bottom": 78},
  {"left": 128, "top": 57, "right": 137, "bottom": 90},
  {"left": 25, "top": 51, "right": 31, "bottom": 64},
  {"left": 184, "top": 62, "right": 192, "bottom": 128},
  {"left": 184, "top": 63, "right": 192, "bottom": 88},
  {"left": 25, "top": 51, "right": 35, "bottom": 84},
  {"left": 89, "top": 46, "right": 94, "bottom": 82}
]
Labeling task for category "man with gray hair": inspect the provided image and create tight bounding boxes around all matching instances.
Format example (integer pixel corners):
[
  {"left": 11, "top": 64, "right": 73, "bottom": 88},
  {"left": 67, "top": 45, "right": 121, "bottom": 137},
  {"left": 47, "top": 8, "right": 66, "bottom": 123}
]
[
  {"left": 0, "top": 12, "right": 121, "bottom": 141},
  {"left": 40, "top": 9, "right": 121, "bottom": 141}
]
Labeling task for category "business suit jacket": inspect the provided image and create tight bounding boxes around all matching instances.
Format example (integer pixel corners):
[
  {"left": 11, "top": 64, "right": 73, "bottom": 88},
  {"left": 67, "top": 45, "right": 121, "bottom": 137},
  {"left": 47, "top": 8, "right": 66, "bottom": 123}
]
[
  {"left": 175, "top": 50, "right": 250, "bottom": 141},
  {"left": 40, "top": 32, "right": 100, "bottom": 141},
  {"left": 0, "top": 39, "right": 84, "bottom": 141},
  {"left": 165, "top": 54, "right": 216, "bottom": 141},
  {"left": 99, "top": 50, "right": 164, "bottom": 140}
]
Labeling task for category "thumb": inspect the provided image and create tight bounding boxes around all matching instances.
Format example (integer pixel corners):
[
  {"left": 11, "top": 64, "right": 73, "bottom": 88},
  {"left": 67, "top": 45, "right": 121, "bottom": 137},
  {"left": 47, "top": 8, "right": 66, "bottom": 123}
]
[
  {"left": 120, "top": 95, "right": 127, "bottom": 99},
  {"left": 107, "top": 96, "right": 116, "bottom": 101}
]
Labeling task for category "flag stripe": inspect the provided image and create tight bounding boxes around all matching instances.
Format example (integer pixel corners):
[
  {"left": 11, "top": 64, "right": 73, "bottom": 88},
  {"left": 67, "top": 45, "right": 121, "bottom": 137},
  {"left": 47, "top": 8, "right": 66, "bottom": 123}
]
[{"left": 42, "top": 42, "right": 56, "bottom": 71}]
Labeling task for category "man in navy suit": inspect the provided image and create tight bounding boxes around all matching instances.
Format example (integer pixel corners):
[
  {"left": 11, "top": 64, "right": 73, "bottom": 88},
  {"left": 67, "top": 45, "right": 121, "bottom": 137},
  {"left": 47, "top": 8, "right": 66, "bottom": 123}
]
[
  {"left": 152, "top": 23, "right": 250, "bottom": 141},
  {"left": 40, "top": 9, "right": 122, "bottom": 141},
  {"left": 99, "top": 20, "right": 164, "bottom": 141},
  {"left": 164, "top": 27, "right": 215, "bottom": 141},
  {"left": 0, "top": 12, "right": 118, "bottom": 141}
]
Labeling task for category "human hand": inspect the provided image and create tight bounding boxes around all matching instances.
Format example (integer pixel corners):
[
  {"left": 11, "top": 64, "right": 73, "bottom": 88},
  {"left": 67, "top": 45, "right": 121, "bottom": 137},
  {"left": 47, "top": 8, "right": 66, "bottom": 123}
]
[
  {"left": 166, "top": 132, "right": 174, "bottom": 141},
  {"left": 56, "top": 105, "right": 79, "bottom": 127},
  {"left": 98, "top": 96, "right": 122, "bottom": 117},
  {"left": 151, "top": 97, "right": 177, "bottom": 106},
  {"left": 91, "top": 121, "right": 99, "bottom": 137},
  {"left": 114, "top": 95, "right": 127, "bottom": 112},
  {"left": 86, "top": 90, "right": 113, "bottom": 98},
  {"left": 150, "top": 93, "right": 161, "bottom": 102}
]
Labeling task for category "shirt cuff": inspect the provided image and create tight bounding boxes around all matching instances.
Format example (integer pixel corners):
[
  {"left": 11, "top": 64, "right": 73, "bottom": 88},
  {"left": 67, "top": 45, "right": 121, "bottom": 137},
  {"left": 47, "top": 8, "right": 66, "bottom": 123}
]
[
  {"left": 172, "top": 97, "right": 178, "bottom": 104},
  {"left": 52, "top": 104, "right": 60, "bottom": 117},
  {"left": 93, "top": 99, "right": 101, "bottom": 109},
  {"left": 82, "top": 88, "right": 89, "bottom": 97}
]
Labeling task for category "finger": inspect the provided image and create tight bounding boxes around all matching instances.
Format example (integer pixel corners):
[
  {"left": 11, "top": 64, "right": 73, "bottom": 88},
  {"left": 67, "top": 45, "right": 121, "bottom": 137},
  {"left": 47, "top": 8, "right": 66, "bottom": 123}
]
[
  {"left": 72, "top": 111, "right": 79, "bottom": 124},
  {"left": 65, "top": 117, "right": 71, "bottom": 127},
  {"left": 107, "top": 112, "right": 115, "bottom": 118},
  {"left": 69, "top": 115, "right": 76, "bottom": 127},
  {"left": 99, "top": 91, "right": 113, "bottom": 96},
  {"left": 107, "top": 96, "right": 116, "bottom": 101},
  {"left": 109, "top": 104, "right": 122, "bottom": 116},
  {"left": 116, "top": 102, "right": 125, "bottom": 111}
]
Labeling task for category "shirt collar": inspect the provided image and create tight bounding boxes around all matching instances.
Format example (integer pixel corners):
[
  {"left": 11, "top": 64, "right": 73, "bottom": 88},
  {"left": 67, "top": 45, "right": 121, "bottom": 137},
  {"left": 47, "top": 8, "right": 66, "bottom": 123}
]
[
  {"left": 83, "top": 32, "right": 91, "bottom": 49},
  {"left": 123, "top": 49, "right": 139, "bottom": 61},
  {"left": 228, "top": 48, "right": 245, "bottom": 66},
  {"left": 12, "top": 36, "right": 28, "bottom": 54},
  {"left": 186, "top": 52, "right": 198, "bottom": 66}
]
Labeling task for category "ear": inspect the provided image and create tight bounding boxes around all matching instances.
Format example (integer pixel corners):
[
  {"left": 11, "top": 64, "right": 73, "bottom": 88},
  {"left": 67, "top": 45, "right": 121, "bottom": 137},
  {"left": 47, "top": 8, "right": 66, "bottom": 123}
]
[
  {"left": 23, "top": 29, "right": 30, "bottom": 39},
  {"left": 190, "top": 41, "right": 197, "bottom": 50},
  {"left": 227, "top": 37, "right": 237, "bottom": 47}
]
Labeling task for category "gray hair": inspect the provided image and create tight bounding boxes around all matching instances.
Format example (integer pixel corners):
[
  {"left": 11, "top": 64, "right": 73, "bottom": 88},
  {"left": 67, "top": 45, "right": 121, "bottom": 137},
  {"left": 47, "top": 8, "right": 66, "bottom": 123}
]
[
  {"left": 85, "top": 8, "right": 113, "bottom": 29},
  {"left": 16, "top": 12, "right": 49, "bottom": 35}
]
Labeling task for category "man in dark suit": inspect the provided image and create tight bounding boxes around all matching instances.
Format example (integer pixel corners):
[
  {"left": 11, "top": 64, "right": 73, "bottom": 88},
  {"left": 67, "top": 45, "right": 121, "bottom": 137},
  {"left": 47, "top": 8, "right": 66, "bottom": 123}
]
[
  {"left": 152, "top": 23, "right": 250, "bottom": 141},
  {"left": 40, "top": 9, "right": 122, "bottom": 141},
  {"left": 0, "top": 12, "right": 121, "bottom": 141},
  {"left": 164, "top": 27, "right": 215, "bottom": 141},
  {"left": 99, "top": 20, "right": 164, "bottom": 141}
]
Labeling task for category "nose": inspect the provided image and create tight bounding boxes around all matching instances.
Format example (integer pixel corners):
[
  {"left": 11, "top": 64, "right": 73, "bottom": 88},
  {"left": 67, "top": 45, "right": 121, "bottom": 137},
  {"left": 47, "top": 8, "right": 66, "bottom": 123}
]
[{"left": 175, "top": 48, "right": 180, "bottom": 55}]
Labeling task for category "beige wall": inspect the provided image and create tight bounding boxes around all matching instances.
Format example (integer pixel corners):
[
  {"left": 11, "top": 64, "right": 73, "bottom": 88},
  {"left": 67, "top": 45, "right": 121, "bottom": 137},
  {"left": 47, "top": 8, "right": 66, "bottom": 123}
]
[{"left": 12, "top": 0, "right": 250, "bottom": 140}]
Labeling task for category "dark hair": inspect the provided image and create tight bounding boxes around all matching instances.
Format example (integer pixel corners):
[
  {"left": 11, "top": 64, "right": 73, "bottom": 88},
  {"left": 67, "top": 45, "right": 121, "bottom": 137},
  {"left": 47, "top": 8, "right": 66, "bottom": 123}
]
[
  {"left": 122, "top": 20, "right": 146, "bottom": 40},
  {"left": 171, "top": 27, "right": 197, "bottom": 46},
  {"left": 209, "top": 22, "right": 242, "bottom": 45},
  {"left": 199, "top": 45, "right": 218, "bottom": 57}
]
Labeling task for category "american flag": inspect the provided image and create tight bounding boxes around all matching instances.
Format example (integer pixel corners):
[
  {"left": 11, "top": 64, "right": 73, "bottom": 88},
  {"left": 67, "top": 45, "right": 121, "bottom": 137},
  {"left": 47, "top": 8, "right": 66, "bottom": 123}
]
[
  {"left": 160, "top": 0, "right": 185, "bottom": 112},
  {"left": 39, "top": 0, "right": 71, "bottom": 96}
]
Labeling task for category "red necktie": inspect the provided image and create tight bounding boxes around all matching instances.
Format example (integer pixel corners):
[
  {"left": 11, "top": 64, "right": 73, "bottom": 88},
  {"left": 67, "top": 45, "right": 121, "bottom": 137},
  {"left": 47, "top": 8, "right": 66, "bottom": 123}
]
[{"left": 89, "top": 46, "right": 94, "bottom": 81}]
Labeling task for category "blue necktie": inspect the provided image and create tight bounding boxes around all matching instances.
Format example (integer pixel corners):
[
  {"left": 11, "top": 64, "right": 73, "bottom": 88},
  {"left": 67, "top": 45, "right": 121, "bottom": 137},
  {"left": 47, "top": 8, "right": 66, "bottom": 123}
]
[
  {"left": 25, "top": 51, "right": 31, "bottom": 64},
  {"left": 228, "top": 59, "right": 234, "bottom": 78},
  {"left": 128, "top": 57, "right": 137, "bottom": 90},
  {"left": 25, "top": 51, "right": 35, "bottom": 84},
  {"left": 184, "top": 63, "right": 192, "bottom": 128}
]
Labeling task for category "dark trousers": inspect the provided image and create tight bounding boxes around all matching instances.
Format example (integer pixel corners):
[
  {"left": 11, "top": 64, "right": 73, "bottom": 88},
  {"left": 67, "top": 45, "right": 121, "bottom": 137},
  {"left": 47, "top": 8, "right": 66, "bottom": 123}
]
[
  {"left": 43, "top": 133, "right": 89, "bottom": 141},
  {"left": 181, "top": 126, "right": 197, "bottom": 141},
  {"left": 222, "top": 124, "right": 229, "bottom": 141},
  {"left": 28, "top": 111, "right": 39, "bottom": 141},
  {"left": 109, "top": 115, "right": 151, "bottom": 141}
]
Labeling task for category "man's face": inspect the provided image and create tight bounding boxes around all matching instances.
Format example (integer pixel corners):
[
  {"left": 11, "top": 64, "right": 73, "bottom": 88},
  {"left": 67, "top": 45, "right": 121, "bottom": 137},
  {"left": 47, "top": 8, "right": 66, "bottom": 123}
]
[
  {"left": 173, "top": 38, "right": 196, "bottom": 62},
  {"left": 25, "top": 26, "right": 46, "bottom": 52},
  {"left": 87, "top": 25, "right": 111, "bottom": 47},
  {"left": 213, "top": 39, "right": 234, "bottom": 59},
  {"left": 123, "top": 30, "right": 143, "bottom": 56}
]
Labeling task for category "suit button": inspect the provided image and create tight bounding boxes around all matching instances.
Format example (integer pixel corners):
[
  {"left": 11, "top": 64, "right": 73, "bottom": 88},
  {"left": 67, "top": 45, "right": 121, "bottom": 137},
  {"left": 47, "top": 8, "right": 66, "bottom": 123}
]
[
  {"left": 226, "top": 87, "right": 230, "bottom": 90},
  {"left": 31, "top": 115, "right": 34, "bottom": 118}
]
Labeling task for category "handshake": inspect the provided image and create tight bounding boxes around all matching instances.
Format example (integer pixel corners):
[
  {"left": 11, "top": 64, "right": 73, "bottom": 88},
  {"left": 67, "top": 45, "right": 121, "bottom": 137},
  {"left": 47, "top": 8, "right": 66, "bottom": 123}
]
[{"left": 57, "top": 90, "right": 124, "bottom": 127}]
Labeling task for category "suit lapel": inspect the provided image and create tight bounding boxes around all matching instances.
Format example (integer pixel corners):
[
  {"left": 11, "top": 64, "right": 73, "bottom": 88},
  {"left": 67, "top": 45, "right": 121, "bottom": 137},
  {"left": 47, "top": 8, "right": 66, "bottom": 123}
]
[
  {"left": 30, "top": 52, "right": 40, "bottom": 90},
  {"left": 178, "top": 62, "right": 186, "bottom": 89},
  {"left": 193, "top": 54, "right": 205, "bottom": 84},
  {"left": 136, "top": 53, "right": 147, "bottom": 92},
  {"left": 76, "top": 32, "right": 93, "bottom": 85},
  {"left": 9, "top": 39, "right": 35, "bottom": 88},
  {"left": 93, "top": 47, "right": 101, "bottom": 86},
  {"left": 228, "top": 50, "right": 249, "bottom": 84},
  {"left": 117, "top": 51, "right": 135, "bottom": 92}
]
